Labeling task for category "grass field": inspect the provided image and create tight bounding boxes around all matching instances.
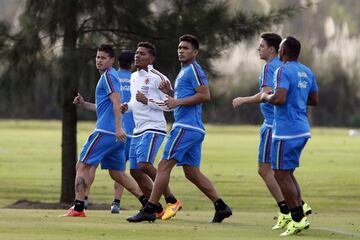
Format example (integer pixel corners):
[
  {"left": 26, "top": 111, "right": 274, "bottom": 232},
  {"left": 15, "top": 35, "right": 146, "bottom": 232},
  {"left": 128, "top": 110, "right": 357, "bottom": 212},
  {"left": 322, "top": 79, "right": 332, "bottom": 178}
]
[{"left": 0, "top": 120, "right": 359, "bottom": 239}]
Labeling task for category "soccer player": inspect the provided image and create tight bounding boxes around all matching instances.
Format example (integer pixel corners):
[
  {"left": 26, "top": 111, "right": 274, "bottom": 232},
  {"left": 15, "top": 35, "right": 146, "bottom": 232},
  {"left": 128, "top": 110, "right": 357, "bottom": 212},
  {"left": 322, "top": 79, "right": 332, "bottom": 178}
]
[
  {"left": 127, "top": 34, "right": 232, "bottom": 223},
  {"left": 232, "top": 33, "right": 291, "bottom": 229},
  {"left": 121, "top": 42, "right": 181, "bottom": 220},
  {"left": 62, "top": 44, "right": 147, "bottom": 217},
  {"left": 81, "top": 51, "right": 136, "bottom": 214},
  {"left": 260, "top": 36, "right": 318, "bottom": 236}
]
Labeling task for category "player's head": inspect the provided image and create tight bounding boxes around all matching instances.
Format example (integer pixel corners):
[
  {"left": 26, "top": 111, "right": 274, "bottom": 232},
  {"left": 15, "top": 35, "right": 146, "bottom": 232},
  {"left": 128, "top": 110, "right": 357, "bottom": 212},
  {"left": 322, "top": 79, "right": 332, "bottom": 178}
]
[
  {"left": 279, "top": 36, "right": 301, "bottom": 61},
  {"left": 96, "top": 44, "right": 115, "bottom": 71},
  {"left": 258, "top": 32, "right": 282, "bottom": 61},
  {"left": 135, "top": 41, "right": 156, "bottom": 69},
  {"left": 178, "top": 34, "right": 199, "bottom": 64},
  {"left": 118, "top": 50, "right": 135, "bottom": 70}
]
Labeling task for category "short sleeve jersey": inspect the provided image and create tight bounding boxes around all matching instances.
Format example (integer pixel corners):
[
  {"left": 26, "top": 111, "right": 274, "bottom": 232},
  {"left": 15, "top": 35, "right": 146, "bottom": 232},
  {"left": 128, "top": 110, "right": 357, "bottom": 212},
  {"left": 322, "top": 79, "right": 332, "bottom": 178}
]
[
  {"left": 95, "top": 67, "right": 121, "bottom": 133},
  {"left": 272, "top": 61, "right": 318, "bottom": 139},
  {"left": 259, "top": 57, "right": 282, "bottom": 126},
  {"left": 118, "top": 69, "right": 135, "bottom": 135},
  {"left": 173, "top": 61, "right": 208, "bottom": 134}
]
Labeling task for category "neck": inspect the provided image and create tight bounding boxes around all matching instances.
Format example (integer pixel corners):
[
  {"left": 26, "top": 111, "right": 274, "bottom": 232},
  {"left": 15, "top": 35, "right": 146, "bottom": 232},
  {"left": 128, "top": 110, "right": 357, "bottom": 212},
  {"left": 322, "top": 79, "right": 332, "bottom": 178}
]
[
  {"left": 282, "top": 56, "right": 297, "bottom": 62},
  {"left": 181, "top": 58, "right": 195, "bottom": 67}
]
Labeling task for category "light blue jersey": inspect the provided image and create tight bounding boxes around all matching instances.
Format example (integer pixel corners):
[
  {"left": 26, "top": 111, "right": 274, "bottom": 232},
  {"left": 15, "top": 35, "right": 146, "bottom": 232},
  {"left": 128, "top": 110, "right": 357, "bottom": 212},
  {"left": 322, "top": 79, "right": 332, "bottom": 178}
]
[
  {"left": 95, "top": 67, "right": 121, "bottom": 134},
  {"left": 172, "top": 61, "right": 208, "bottom": 134},
  {"left": 272, "top": 61, "right": 318, "bottom": 139},
  {"left": 259, "top": 57, "right": 282, "bottom": 126},
  {"left": 118, "top": 69, "right": 135, "bottom": 136}
]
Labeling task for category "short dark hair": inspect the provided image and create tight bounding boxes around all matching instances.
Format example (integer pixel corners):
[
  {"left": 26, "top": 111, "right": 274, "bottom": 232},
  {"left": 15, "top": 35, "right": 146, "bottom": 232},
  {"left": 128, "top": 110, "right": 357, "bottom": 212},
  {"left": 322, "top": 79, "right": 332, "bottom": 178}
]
[
  {"left": 98, "top": 44, "right": 115, "bottom": 58},
  {"left": 282, "top": 36, "right": 301, "bottom": 58},
  {"left": 137, "top": 42, "right": 156, "bottom": 57},
  {"left": 260, "top": 32, "right": 282, "bottom": 53},
  {"left": 118, "top": 50, "right": 134, "bottom": 69},
  {"left": 179, "top": 34, "right": 199, "bottom": 50}
]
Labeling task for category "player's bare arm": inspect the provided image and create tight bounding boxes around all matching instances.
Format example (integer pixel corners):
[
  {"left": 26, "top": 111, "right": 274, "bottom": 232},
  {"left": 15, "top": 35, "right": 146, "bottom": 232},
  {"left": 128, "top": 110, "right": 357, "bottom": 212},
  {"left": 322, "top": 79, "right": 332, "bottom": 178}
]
[
  {"left": 260, "top": 88, "right": 287, "bottom": 105},
  {"left": 307, "top": 92, "right": 318, "bottom": 106},
  {"left": 232, "top": 86, "right": 272, "bottom": 108},
  {"left": 136, "top": 91, "right": 148, "bottom": 105},
  {"left": 73, "top": 92, "right": 96, "bottom": 111},
  {"left": 165, "top": 85, "right": 210, "bottom": 109},
  {"left": 159, "top": 80, "right": 174, "bottom": 96},
  {"left": 109, "top": 92, "right": 126, "bottom": 142}
]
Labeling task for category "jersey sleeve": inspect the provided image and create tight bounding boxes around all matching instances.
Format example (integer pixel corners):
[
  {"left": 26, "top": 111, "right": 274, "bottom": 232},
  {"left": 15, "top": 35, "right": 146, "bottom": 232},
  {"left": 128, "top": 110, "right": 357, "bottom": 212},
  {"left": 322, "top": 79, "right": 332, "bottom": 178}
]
[
  {"left": 274, "top": 66, "right": 289, "bottom": 90},
  {"left": 148, "top": 75, "right": 172, "bottom": 112},
  {"left": 103, "top": 70, "right": 121, "bottom": 95},
  {"left": 190, "top": 63, "right": 208, "bottom": 90},
  {"left": 310, "top": 74, "right": 319, "bottom": 93},
  {"left": 260, "top": 63, "right": 273, "bottom": 88}
]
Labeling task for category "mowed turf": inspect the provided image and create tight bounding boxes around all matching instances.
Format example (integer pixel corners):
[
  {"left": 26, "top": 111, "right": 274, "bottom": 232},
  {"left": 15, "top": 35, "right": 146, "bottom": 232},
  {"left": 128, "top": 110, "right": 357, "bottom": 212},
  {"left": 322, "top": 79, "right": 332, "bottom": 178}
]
[{"left": 0, "top": 120, "right": 359, "bottom": 239}]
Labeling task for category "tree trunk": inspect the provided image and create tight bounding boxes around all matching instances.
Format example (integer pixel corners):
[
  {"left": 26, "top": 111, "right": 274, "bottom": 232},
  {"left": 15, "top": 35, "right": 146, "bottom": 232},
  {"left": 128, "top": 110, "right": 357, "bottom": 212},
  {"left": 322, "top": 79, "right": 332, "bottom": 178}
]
[{"left": 60, "top": 0, "right": 79, "bottom": 204}]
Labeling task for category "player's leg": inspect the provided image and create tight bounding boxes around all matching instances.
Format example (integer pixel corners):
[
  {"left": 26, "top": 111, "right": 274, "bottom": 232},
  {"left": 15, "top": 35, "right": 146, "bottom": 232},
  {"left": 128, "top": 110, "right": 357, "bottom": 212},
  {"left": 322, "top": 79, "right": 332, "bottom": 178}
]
[
  {"left": 83, "top": 164, "right": 98, "bottom": 209},
  {"left": 110, "top": 182, "right": 124, "bottom": 214},
  {"left": 62, "top": 132, "right": 107, "bottom": 217}
]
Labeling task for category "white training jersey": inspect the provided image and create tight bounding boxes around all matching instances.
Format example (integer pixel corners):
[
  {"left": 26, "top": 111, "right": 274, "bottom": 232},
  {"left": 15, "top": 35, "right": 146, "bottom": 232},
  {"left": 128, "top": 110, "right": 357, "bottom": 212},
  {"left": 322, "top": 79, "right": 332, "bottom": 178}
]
[{"left": 126, "top": 65, "right": 172, "bottom": 136}]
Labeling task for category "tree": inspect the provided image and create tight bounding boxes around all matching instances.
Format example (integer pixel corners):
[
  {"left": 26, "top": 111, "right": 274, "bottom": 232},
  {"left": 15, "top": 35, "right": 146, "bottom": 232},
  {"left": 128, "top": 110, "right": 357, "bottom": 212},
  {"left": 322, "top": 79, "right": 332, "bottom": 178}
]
[{"left": 0, "top": 0, "right": 300, "bottom": 204}]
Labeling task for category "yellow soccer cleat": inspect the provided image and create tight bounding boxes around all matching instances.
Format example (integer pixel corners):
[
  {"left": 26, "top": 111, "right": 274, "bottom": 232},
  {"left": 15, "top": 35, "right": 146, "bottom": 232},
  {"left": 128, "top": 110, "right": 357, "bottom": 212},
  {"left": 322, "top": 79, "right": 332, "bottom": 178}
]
[
  {"left": 161, "top": 200, "right": 182, "bottom": 220},
  {"left": 303, "top": 202, "right": 312, "bottom": 215},
  {"left": 280, "top": 217, "right": 310, "bottom": 236},
  {"left": 272, "top": 213, "right": 292, "bottom": 230}
]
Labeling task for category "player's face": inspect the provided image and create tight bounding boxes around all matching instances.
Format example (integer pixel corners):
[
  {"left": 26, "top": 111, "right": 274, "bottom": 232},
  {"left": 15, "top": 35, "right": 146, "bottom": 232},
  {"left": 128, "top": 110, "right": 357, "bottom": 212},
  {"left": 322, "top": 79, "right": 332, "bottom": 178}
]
[
  {"left": 257, "top": 39, "right": 271, "bottom": 61},
  {"left": 134, "top": 47, "right": 154, "bottom": 69},
  {"left": 178, "top": 41, "right": 198, "bottom": 64},
  {"left": 96, "top": 51, "right": 114, "bottom": 71}
]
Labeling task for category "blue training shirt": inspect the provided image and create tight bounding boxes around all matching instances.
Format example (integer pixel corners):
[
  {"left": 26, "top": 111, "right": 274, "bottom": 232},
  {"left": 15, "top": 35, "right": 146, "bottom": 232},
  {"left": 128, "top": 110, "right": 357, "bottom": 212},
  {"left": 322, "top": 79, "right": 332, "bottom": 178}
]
[
  {"left": 172, "top": 60, "right": 208, "bottom": 134},
  {"left": 272, "top": 61, "right": 318, "bottom": 139},
  {"left": 95, "top": 67, "right": 121, "bottom": 134},
  {"left": 259, "top": 57, "right": 282, "bottom": 126},
  {"left": 118, "top": 69, "right": 135, "bottom": 136}
]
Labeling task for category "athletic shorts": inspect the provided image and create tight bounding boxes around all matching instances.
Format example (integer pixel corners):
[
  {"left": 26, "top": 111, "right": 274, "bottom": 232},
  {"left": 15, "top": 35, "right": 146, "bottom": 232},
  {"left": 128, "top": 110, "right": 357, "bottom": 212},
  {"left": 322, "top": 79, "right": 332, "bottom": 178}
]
[
  {"left": 162, "top": 127, "right": 204, "bottom": 167},
  {"left": 129, "top": 132, "right": 165, "bottom": 170},
  {"left": 258, "top": 126, "right": 272, "bottom": 164},
  {"left": 271, "top": 137, "right": 308, "bottom": 170},
  {"left": 79, "top": 131, "right": 126, "bottom": 171},
  {"left": 124, "top": 136, "right": 132, "bottom": 161}
]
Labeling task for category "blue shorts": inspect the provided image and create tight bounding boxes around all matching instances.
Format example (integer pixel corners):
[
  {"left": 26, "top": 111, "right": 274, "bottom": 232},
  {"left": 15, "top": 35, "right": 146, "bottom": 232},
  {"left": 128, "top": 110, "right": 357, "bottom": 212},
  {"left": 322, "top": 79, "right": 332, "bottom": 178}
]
[
  {"left": 129, "top": 132, "right": 165, "bottom": 170},
  {"left": 162, "top": 127, "right": 204, "bottom": 167},
  {"left": 271, "top": 137, "right": 308, "bottom": 170},
  {"left": 79, "top": 131, "right": 126, "bottom": 171},
  {"left": 258, "top": 126, "right": 272, "bottom": 164}
]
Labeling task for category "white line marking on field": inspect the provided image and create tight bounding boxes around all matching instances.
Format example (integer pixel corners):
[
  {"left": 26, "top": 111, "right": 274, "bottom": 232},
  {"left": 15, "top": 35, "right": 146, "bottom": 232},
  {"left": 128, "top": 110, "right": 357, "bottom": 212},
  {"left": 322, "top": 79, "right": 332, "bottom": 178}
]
[{"left": 313, "top": 227, "right": 360, "bottom": 237}]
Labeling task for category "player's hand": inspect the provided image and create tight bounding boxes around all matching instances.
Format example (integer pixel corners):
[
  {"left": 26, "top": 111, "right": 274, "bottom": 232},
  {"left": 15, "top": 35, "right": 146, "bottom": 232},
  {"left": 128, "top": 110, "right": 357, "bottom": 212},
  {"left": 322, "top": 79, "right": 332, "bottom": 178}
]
[
  {"left": 159, "top": 80, "right": 171, "bottom": 94},
  {"left": 116, "top": 128, "right": 126, "bottom": 142},
  {"left": 260, "top": 92, "right": 270, "bottom": 102},
  {"left": 136, "top": 91, "right": 148, "bottom": 105},
  {"left": 73, "top": 93, "right": 85, "bottom": 107},
  {"left": 232, "top": 97, "right": 245, "bottom": 108},
  {"left": 165, "top": 95, "right": 178, "bottom": 109},
  {"left": 120, "top": 103, "right": 128, "bottom": 113}
]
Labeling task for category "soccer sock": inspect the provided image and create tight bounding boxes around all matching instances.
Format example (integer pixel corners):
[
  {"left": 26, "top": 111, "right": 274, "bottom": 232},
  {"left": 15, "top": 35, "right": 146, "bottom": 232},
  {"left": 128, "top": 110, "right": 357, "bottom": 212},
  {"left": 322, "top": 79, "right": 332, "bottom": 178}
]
[
  {"left": 277, "top": 201, "right": 290, "bottom": 214},
  {"left": 143, "top": 202, "right": 156, "bottom": 214},
  {"left": 214, "top": 198, "right": 227, "bottom": 211},
  {"left": 155, "top": 203, "right": 164, "bottom": 213},
  {"left": 138, "top": 195, "right": 148, "bottom": 207},
  {"left": 74, "top": 199, "right": 84, "bottom": 212},
  {"left": 290, "top": 206, "right": 304, "bottom": 222},
  {"left": 113, "top": 199, "right": 120, "bottom": 204},
  {"left": 84, "top": 196, "right": 88, "bottom": 209},
  {"left": 165, "top": 194, "right": 177, "bottom": 204},
  {"left": 301, "top": 200, "right": 305, "bottom": 205}
]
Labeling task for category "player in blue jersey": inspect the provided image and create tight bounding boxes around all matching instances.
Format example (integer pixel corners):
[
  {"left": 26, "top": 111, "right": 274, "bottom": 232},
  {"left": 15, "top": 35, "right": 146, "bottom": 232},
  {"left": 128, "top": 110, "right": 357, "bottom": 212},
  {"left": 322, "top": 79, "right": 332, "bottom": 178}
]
[
  {"left": 127, "top": 34, "right": 232, "bottom": 223},
  {"left": 62, "top": 45, "right": 147, "bottom": 217},
  {"left": 232, "top": 33, "right": 291, "bottom": 229},
  {"left": 261, "top": 36, "right": 318, "bottom": 236},
  {"left": 81, "top": 51, "right": 136, "bottom": 214}
]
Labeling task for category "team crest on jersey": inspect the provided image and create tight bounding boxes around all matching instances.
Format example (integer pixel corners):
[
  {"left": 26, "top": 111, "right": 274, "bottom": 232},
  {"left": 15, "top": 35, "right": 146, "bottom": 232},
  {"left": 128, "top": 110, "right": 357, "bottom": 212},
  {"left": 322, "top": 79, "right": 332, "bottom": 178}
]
[
  {"left": 177, "top": 70, "right": 185, "bottom": 79},
  {"left": 144, "top": 78, "right": 150, "bottom": 84}
]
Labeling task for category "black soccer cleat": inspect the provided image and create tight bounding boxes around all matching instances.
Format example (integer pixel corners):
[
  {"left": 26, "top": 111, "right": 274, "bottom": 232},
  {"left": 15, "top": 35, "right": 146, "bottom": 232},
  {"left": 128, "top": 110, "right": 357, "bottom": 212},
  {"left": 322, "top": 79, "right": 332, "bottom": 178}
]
[
  {"left": 212, "top": 205, "right": 232, "bottom": 223},
  {"left": 126, "top": 209, "right": 156, "bottom": 223}
]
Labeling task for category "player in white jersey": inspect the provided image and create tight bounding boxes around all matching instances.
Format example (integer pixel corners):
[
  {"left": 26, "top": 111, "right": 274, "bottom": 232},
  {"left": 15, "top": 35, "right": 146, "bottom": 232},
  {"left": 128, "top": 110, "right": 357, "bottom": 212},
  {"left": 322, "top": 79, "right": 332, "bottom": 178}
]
[{"left": 123, "top": 42, "right": 181, "bottom": 220}]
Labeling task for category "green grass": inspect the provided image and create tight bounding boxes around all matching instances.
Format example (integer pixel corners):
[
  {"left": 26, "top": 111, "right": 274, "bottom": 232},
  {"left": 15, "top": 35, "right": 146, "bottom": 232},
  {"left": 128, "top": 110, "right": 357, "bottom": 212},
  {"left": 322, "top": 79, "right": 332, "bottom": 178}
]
[{"left": 0, "top": 120, "right": 359, "bottom": 239}]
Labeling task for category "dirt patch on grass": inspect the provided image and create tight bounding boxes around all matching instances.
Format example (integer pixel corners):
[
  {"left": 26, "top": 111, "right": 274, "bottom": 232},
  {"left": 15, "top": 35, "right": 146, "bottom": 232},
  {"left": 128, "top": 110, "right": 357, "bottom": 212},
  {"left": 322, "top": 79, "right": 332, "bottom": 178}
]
[{"left": 6, "top": 199, "right": 115, "bottom": 210}]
